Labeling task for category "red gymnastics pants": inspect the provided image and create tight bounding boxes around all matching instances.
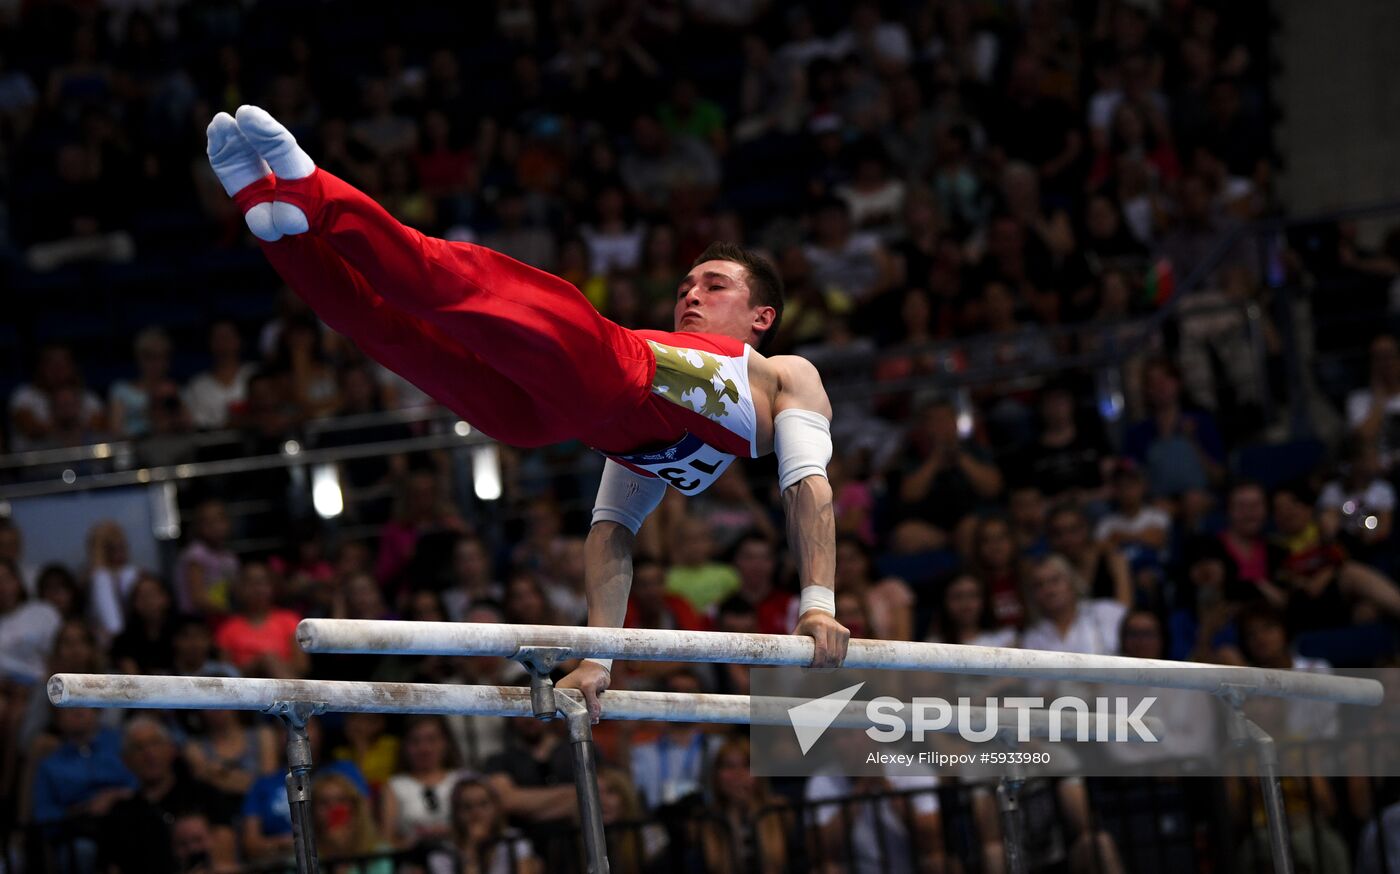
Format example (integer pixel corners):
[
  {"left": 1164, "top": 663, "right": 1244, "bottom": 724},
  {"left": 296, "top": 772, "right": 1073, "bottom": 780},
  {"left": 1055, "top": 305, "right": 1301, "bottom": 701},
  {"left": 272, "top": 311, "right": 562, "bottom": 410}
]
[{"left": 236, "top": 170, "right": 657, "bottom": 451}]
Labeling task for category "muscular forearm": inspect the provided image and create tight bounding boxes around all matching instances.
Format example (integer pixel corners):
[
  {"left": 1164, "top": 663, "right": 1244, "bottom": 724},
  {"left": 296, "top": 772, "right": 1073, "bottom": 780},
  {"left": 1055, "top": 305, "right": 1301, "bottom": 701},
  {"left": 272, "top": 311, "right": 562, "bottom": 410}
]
[
  {"left": 783, "top": 475, "right": 835, "bottom": 592},
  {"left": 584, "top": 521, "right": 635, "bottom": 628}
]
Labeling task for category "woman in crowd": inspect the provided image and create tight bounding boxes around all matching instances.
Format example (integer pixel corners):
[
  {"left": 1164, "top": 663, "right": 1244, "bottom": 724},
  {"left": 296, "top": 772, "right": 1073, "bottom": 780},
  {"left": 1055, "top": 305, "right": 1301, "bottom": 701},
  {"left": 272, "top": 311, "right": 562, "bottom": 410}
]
[
  {"left": 111, "top": 573, "right": 177, "bottom": 674},
  {"left": 313, "top": 771, "right": 394, "bottom": 873},
  {"left": 1046, "top": 503, "right": 1132, "bottom": 605},
  {"left": 599, "top": 766, "right": 668, "bottom": 874},
  {"left": 968, "top": 514, "right": 1029, "bottom": 629},
  {"left": 184, "top": 706, "right": 278, "bottom": 814},
  {"left": 0, "top": 558, "right": 62, "bottom": 811},
  {"left": 926, "top": 573, "right": 1018, "bottom": 648},
  {"left": 698, "top": 737, "right": 791, "bottom": 873},
  {"left": 333, "top": 712, "right": 401, "bottom": 796},
  {"left": 381, "top": 715, "right": 470, "bottom": 849},
  {"left": 503, "top": 571, "right": 557, "bottom": 627},
  {"left": 83, "top": 520, "right": 141, "bottom": 640},
  {"left": 108, "top": 326, "right": 191, "bottom": 439},
  {"left": 174, "top": 498, "right": 240, "bottom": 619},
  {"left": 428, "top": 778, "right": 541, "bottom": 874},
  {"left": 834, "top": 536, "right": 916, "bottom": 641},
  {"left": 213, "top": 562, "right": 305, "bottom": 678}
]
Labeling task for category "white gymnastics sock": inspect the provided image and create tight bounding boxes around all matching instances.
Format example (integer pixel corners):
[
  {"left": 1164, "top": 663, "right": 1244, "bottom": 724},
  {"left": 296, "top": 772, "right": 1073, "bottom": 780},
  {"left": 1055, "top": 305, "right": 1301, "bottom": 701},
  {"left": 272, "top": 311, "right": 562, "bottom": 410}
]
[
  {"left": 235, "top": 104, "right": 315, "bottom": 236},
  {"left": 205, "top": 112, "right": 280, "bottom": 242}
]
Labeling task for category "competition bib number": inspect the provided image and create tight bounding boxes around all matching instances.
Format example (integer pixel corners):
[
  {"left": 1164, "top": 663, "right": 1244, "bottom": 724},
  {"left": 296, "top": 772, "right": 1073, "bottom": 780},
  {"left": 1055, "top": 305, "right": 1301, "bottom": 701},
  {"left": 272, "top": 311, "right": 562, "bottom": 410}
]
[{"left": 610, "top": 433, "right": 736, "bottom": 495}]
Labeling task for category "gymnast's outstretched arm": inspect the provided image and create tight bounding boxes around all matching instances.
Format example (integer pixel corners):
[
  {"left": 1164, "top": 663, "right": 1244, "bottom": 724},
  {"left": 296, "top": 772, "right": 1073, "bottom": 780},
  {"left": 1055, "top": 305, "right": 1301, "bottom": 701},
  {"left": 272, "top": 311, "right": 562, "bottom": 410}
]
[{"left": 558, "top": 460, "right": 666, "bottom": 722}]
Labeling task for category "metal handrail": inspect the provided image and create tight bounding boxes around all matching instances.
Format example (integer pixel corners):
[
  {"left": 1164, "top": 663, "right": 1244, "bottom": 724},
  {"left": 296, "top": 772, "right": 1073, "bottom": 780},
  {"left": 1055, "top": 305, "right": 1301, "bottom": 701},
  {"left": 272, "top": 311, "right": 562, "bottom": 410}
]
[{"left": 0, "top": 427, "right": 490, "bottom": 500}]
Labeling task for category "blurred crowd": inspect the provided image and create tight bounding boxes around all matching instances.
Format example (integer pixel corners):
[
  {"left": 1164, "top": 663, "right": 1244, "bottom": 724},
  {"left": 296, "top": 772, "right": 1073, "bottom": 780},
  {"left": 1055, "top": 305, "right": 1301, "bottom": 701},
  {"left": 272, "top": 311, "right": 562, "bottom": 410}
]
[{"left": 2, "top": 0, "right": 1400, "bottom": 872}]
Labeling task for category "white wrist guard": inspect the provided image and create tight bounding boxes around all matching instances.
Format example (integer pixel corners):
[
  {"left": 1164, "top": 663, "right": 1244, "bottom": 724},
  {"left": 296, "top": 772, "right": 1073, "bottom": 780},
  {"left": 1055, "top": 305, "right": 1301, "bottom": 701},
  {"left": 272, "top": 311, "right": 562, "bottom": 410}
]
[
  {"left": 774, "top": 408, "right": 832, "bottom": 492},
  {"left": 584, "top": 658, "right": 613, "bottom": 674},
  {"left": 798, "top": 587, "right": 836, "bottom": 616},
  {"left": 591, "top": 459, "right": 667, "bottom": 535}
]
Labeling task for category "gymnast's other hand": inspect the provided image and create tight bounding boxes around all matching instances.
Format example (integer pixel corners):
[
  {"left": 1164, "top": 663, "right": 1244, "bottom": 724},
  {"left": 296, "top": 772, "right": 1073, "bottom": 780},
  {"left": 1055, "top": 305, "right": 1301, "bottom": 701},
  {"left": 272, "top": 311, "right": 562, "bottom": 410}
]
[
  {"left": 795, "top": 610, "right": 850, "bottom": 669},
  {"left": 557, "top": 660, "right": 611, "bottom": 724}
]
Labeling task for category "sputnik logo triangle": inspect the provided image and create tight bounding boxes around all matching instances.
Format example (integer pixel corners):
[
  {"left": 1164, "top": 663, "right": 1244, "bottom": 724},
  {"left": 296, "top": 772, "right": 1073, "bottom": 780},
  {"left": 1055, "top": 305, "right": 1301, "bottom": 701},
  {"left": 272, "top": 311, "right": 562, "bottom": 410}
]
[{"left": 787, "top": 682, "right": 865, "bottom": 755}]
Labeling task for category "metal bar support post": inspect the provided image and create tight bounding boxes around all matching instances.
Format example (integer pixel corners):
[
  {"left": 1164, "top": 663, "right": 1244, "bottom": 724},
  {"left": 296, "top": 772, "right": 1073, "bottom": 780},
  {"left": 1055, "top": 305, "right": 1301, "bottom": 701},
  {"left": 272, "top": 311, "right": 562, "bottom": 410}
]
[
  {"left": 1221, "top": 687, "right": 1294, "bottom": 874},
  {"left": 515, "top": 647, "right": 610, "bottom": 874},
  {"left": 266, "top": 700, "right": 326, "bottom": 874}
]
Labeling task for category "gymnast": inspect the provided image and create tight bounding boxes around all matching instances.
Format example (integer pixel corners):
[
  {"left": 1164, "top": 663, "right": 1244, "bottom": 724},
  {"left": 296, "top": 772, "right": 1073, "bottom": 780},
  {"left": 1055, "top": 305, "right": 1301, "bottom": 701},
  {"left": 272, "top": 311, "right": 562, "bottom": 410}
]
[{"left": 206, "top": 106, "right": 850, "bottom": 720}]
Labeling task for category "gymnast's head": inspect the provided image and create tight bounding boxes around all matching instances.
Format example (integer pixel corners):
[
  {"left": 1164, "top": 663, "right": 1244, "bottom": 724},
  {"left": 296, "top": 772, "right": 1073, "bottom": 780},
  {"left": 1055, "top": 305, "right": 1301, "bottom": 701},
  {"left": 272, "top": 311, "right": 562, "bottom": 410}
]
[{"left": 676, "top": 241, "right": 784, "bottom": 353}]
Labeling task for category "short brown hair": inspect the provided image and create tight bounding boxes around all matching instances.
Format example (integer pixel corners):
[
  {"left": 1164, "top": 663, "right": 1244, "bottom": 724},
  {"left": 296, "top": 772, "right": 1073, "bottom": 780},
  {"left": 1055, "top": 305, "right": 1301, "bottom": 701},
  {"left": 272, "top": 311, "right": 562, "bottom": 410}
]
[{"left": 692, "top": 241, "right": 784, "bottom": 352}]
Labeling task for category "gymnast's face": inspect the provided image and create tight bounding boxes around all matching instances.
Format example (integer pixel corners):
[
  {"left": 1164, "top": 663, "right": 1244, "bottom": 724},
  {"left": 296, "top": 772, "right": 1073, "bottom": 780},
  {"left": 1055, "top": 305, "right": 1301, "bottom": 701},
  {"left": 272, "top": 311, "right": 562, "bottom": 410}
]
[{"left": 675, "top": 259, "right": 772, "bottom": 344}]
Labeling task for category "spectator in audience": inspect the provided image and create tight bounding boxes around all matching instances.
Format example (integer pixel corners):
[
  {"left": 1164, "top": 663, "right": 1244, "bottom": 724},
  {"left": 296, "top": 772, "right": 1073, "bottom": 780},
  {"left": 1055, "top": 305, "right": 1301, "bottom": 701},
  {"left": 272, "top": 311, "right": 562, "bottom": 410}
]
[
  {"left": 428, "top": 777, "right": 540, "bottom": 874},
  {"left": 1348, "top": 333, "right": 1400, "bottom": 474},
  {"left": 726, "top": 533, "right": 793, "bottom": 635},
  {"left": 376, "top": 469, "right": 462, "bottom": 589},
  {"left": 888, "top": 399, "right": 1003, "bottom": 553},
  {"left": 1010, "top": 382, "right": 1112, "bottom": 503},
  {"left": 480, "top": 717, "right": 581, "bottom": 846},
  {"left": 171, "top": 615, "right": 239, "bottom": 678},
  {"left": 313, "top": 771, "right": 393, "bottom": 872},
  {"left": 1105, "top": 610, "right": 1218, "bottom": 766},
  {"left": 109, "top": 573, "right": 175, "bottom": 674},
  {"left": 31, "top": 706, "right": 134, "bottom": 826},
  {"left": 502, "top": 570, "right": 557, "bottom": 627},
  {"left": 599, "top": 766, "right": 669, "bottom": 874},
  {"left": 697, "top": 736, "right": 791, "bottom": 872},
  {"left": 0, "top": 557, "right": 62, "bottom": 688},
  {"left": 1007, "top": 483, "right": 1052, "bottom": 558},
  {"left": 330, "top": 711, "right": 399, "bottom": 797},
  {"left": 1047, "top": 503, "right": 1133, "bottom": 605},
  {"left": 213, "top": 562, "right": 306, "bottom": 678},
  {"left": 36, "top": 563, "right": 82, "bottom": 620},
  {"left": 1022, "top": 554, "right": 1128, "bottom": 655},
  {"left": 1319, "top": 438, "right": 1396, "bottom": 564},
  {"left": 539, "top": 536, "right": 588, "bottom": 625},
  {"left": 109, "top": 327, "right": 191, "bottom": 439},
  {"left": 174, "top": 499, "right": 239, "bottom": 619},
  {"left": 624, "top": 556, "right": 708, "bottom": 633},
  {"left": 8, "top": 343, "right": 105, "bottom": 453},
  {"left": 482, "top": 186, "right": 556, "bottom": 273},
  {"left": 184, "top": 705, "right": 278, "bottom": 818},
  {"left": 84, "top": 520, "right": 141, "bottom": 640},
  {"left": 689, "top": 466, "right": 779, "bottom": 552},
  {"left": 926, "top": 573, "right": 1017, "bottom": 648},
  {"left": 629, "top": 669, "right": 722, "bottom": 810},
  {"left": 380, "top": 715, "right": 469, "bottom": 849},
  {"left": 1232, "top": 604, "right": 1349, "bottom": 874},
  {"left": 240, "top": 718, "right": 370, "bottom": 863},
  {"left": 1218, "top": 479, "right": 1285, "bottom": 605},
  {"left": 18, "top": 619, "right": 113, "bottom": 759},
  {"left": 618, "top": 113, "right": 720, "bottom": 213},
  {"left": 1123, "top": 356, "right": 1225, "bottom": 516},
  {"left": 170, "top": 810, "right": 240, "bottom": 873},
  {"left": 441, "top": 535, "right": 504, "bottom": 622},
  {"left": 968, "top": 514, "right": 1029, "bottom": 629},
  {"left": 185, "top": 320, "right": 256, "bottom": 430},
  {"left": 269, "top": 314, "right": 340, "bottom": 422},
  {"left": 835, "top": 536, "right": 916, "bottom": 640},
  {"left": 1271, "top": 481, "right": 1400, "bottom": 629},
  {"left": 664, "top": 517, "right": 740, "bottom": 613},
  {"left": 1095, "top": 461, "right": 1171, "bottom": 556},
  {"left": 804, "top": 197, "right": 895, "bottom": 308},
  {"left": 100, "top": 717, "right": 238, "bottom": 874},
  {"left": 0, "top": 520, "right": 36, "bottom": 594},
  {"left": 805, "top": 725, "right": 945, "bottom": 874},
  {"left": 333, "top": 571, "right": 393, "bottom": 623}
]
